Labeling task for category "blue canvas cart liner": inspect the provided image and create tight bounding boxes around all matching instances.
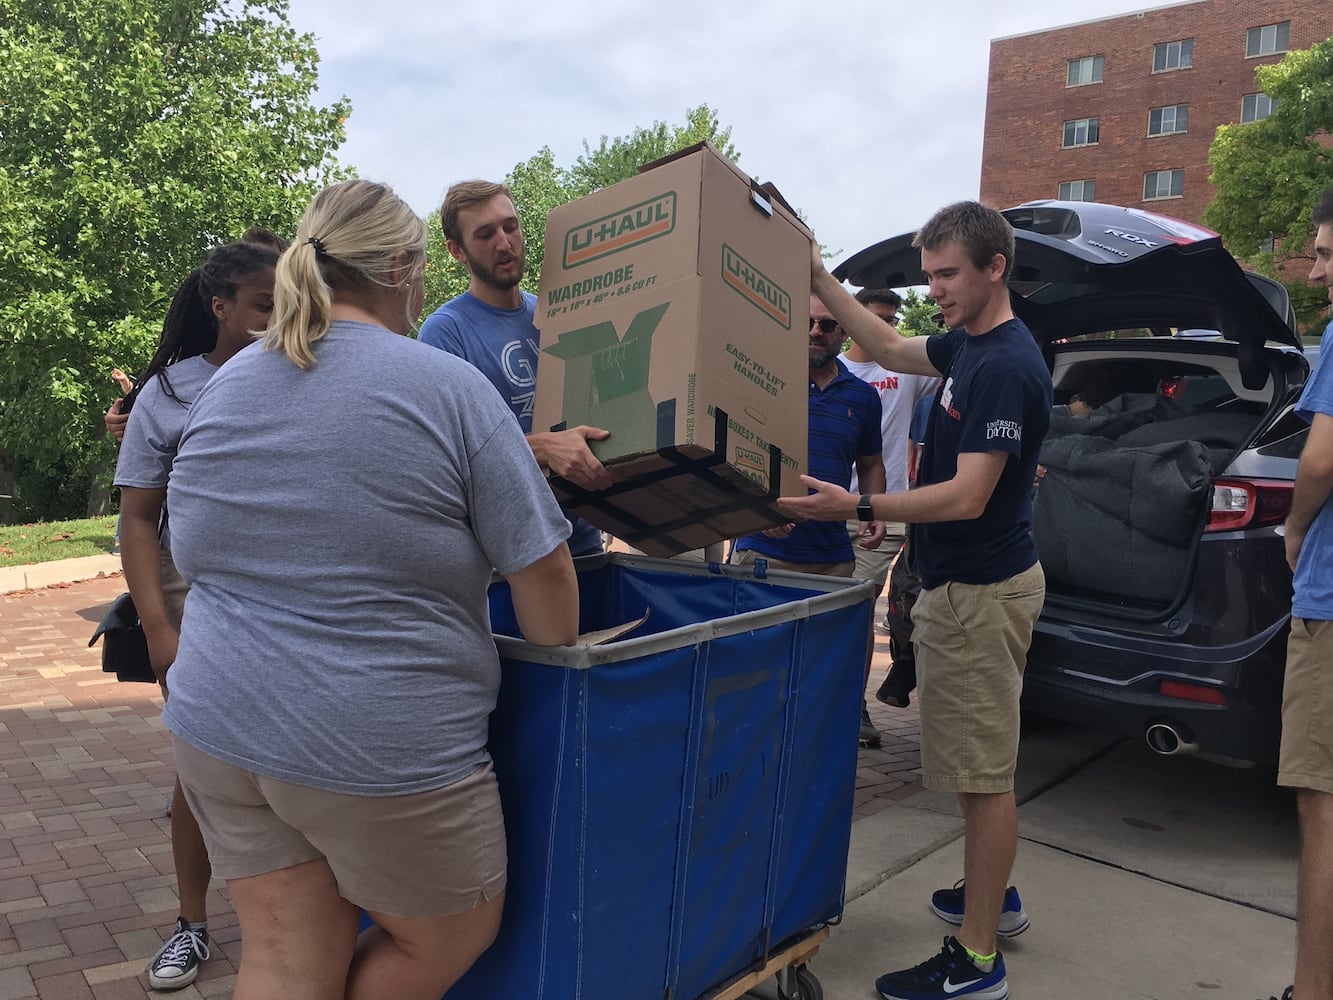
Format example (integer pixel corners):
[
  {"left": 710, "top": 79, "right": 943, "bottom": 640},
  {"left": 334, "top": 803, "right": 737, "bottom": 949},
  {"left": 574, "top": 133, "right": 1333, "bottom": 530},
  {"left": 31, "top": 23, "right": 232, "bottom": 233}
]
[{"left": 444, "top": 553, "right": 872, "bottom": 1000}]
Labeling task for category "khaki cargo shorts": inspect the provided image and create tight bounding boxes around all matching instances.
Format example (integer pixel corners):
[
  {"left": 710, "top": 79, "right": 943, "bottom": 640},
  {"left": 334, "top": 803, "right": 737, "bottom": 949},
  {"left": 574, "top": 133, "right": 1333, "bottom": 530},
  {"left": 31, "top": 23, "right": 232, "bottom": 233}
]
[
  {"left": 912, "top": 562, "right": 1045, "bottom": 793},
  {"left": 730, "top": 548, "right": 854, "bottom": 578},
  {"left": 1278, "top": 617, "right": 1333, "bottom": 795},
  {"left": 845, "top": 519, "right": 906, "bottom": 596},
  {"left": 174, "top": 740, "right": 507, "bottom": 918}
]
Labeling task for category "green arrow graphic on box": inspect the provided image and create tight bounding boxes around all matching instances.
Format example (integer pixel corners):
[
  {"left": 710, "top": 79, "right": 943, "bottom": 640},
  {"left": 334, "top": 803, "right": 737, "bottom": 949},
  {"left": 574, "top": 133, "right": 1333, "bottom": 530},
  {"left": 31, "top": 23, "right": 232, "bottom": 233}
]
[{"left": 544, "top": 302, "right": 671, "bottom": 457}]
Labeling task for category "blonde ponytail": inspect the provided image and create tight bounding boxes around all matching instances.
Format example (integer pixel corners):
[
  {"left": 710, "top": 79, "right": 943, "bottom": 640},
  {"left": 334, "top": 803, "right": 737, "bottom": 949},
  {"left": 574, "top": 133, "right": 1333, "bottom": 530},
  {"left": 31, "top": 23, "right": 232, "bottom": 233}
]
[{"left": 266, "top": 180, "right": 427, "bottom": 370}]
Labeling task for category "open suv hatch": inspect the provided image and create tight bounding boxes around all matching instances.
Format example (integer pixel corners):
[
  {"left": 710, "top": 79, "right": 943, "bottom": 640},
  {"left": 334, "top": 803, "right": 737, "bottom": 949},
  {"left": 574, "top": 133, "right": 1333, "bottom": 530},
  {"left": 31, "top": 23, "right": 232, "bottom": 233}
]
[{"left": 836, "top": 201, "right": 1309, "bottom": 766}]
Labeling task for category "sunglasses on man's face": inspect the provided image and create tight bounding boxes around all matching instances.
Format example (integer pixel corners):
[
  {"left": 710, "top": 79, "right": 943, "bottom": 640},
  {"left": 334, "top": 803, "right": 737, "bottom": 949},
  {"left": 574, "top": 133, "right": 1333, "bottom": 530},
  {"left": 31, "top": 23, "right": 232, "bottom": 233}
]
[
  {"left": 880, "top": 314, "right": 900, "bottom": 326},
  {"left": 809, "top": 317, "right": 839, "bottom": 335}
]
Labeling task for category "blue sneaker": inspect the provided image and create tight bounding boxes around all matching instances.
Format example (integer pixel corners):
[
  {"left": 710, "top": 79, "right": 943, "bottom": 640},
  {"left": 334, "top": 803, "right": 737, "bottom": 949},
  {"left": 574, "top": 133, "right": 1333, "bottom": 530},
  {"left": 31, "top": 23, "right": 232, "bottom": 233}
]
[
  {"left": 930, "top": 880, "right": 1029, "bottom": 937},
  {"left": 875, "top": 936, "right": 1007, "bottom": 1000}
]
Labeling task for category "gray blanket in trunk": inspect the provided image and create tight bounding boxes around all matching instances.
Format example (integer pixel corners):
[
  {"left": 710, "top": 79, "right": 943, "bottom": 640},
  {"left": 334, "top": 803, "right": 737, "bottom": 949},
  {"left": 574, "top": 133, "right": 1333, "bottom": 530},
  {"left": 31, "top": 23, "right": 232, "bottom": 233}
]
[{"left": 1034, "top": 407, "right": 1214, "bottom": 605}]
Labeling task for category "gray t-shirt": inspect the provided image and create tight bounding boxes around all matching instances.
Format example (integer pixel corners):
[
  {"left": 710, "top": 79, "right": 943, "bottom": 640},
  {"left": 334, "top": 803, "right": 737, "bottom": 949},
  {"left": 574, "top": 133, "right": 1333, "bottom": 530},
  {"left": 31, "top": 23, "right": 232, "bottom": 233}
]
[
  {"left": 161, "top": 321, "right": 572, "bottom": 795},
  {"left": 113, "top": 355, "right": 220, "bottom": 550}
]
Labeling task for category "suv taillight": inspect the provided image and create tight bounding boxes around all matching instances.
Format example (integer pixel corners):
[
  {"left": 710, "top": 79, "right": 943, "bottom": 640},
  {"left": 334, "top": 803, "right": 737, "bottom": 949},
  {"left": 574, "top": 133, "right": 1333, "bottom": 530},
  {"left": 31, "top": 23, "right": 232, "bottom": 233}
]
[{"left": 1207, "top": 479, "right": 1294, "bottom": 532}]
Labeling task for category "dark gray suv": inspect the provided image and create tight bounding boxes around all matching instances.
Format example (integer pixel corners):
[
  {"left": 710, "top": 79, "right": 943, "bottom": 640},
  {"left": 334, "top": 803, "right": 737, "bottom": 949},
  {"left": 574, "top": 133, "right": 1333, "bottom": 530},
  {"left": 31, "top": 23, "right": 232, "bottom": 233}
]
[{"left": 837, "top": 200, "right": 1310, "bottom": 766}]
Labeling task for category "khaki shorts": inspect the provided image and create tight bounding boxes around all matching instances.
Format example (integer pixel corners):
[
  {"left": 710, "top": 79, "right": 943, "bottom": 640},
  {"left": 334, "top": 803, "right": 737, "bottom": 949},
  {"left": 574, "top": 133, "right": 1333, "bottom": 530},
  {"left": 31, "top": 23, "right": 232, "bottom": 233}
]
[
  {"left": 174, "top": 740, "right": 507, "bottom": 917},
  {"left": 159, "top": 549, "right": 190, "bottom": 697},
  {"left": 620, "top": 540, "right": 727, "bottom": 562},
  {"left": 912, "top": 563, "right": 1045, "bottom": 793},
  {"left": 1278, "top": 617, "right": 1333, "bottom": 794},
  {"left": 729, "top": 548, "right": 854, "bottom": 578},
  {"left": 845, "top": 519, "right": 906, "bottom": 596}
]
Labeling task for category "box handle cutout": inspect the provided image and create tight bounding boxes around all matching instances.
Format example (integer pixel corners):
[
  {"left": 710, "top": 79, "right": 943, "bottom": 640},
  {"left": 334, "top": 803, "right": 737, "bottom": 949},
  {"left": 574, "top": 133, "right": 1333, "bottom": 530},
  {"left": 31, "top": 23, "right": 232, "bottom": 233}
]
[{"left": 749, "top": 180, "right": 773, "bottom": 218}]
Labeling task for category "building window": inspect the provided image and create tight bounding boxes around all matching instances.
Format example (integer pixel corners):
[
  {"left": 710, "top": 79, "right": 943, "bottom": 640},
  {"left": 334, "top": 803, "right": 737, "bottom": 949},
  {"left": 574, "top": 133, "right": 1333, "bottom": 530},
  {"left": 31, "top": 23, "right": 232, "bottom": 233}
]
[
  {"left": 1152, "top": 39, "right": 1194, "bottom": 72},
  {"left": 1067, "top": 55, "right": 1104, "bottom": 86},
  {"left": 1246, "top": 22, "right": 1290, "bottom": 57},
  {"left": 1241, "top": 93, "right": 1277, "bottom": 122},
  {"left": 1058, "top": 180, "right": 1096, "bottom": 202},
  {"left": 1148, "top": 104, "right": 1189, "bottom": 136},
  {"left": 1062, "top": 117, "right": 1100, "bottom": 148},
  {"left": 1143, "top": 169, "right": 1185, "bottom": 200}
]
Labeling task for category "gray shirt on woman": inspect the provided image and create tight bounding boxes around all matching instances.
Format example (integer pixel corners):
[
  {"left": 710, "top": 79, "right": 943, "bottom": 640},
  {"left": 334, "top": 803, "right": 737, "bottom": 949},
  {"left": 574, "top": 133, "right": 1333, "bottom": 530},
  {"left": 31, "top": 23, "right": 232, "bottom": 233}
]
[
  {"left": 113, "top": 355, "right": 219, "bottom": 550},
  {"left": 162, "top": 321, "right": 571, "bottom": 795}
]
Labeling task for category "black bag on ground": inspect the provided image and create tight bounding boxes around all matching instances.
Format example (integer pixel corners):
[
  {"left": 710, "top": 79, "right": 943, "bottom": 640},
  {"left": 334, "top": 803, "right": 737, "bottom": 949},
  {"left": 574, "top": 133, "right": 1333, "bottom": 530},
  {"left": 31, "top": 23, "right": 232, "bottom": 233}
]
[{"left": 88, "top": 592, "right": 157, "bottom": 683}]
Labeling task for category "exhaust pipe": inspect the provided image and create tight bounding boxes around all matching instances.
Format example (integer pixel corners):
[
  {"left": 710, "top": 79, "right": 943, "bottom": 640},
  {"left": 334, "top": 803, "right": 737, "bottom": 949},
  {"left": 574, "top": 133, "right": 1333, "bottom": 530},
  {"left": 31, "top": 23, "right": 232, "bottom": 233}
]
[{"left": 1145, "top": 721, "right": 1199, "bottom": 756}]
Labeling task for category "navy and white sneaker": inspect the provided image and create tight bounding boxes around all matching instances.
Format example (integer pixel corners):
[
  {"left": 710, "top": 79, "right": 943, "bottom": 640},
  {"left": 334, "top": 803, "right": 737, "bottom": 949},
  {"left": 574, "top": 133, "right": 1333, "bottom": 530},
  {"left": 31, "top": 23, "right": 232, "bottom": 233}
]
[
  {"left": 875, "top": 936, "right": 1007, "bottom": 1000},
  {"left": 930, "top": 880, "right": 1030, "bottom": 937},
  {"left": 145, "top": 917, "right": 209, "bottom": 990}
]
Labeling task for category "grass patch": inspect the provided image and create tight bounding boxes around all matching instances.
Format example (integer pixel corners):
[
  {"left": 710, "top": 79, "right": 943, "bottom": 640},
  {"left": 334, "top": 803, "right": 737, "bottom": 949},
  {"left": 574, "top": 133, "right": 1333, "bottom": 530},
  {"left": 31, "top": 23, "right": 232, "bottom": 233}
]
[{"left": 0, "top": 516, "right": 118, "bottom": 567}]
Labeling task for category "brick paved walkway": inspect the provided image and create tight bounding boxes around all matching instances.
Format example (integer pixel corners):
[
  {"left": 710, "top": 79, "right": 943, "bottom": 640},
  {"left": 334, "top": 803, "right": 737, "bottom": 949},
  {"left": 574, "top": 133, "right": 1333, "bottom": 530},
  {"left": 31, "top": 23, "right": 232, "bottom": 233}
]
[{"left": 0, "top": 574, "right": 919, "bottom": 998}]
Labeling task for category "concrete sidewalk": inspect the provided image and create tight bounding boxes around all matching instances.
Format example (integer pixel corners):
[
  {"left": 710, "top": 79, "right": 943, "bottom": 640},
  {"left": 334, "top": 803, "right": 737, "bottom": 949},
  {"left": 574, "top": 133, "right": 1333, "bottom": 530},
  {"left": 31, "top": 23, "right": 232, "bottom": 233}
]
[
  {"left": 773, "top": 734, "right": 1297, "bottom": 1000},
  {"left": 0, "top": 556, "right": 123, "bottom": 598},
  {"left": 0, "top": 561, "right": 1298, "bottom": 999}
]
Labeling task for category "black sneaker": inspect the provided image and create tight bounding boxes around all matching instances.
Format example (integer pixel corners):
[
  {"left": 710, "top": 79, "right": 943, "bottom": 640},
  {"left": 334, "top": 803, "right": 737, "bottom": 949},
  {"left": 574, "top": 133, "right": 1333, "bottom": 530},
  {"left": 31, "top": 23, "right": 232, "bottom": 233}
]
[
  {"left": 1258, "top": 990, "right": 1293, "bottom": 1000},
  {"left": 931, "top": 880, "right": 1030, "bottom": 937},
  {"left": 860, "top": 702, "right": 883, "bottom": 748},
  {"left": 146, "top": 916, "right": 209, "bottom": 990},
  {"left": 875, "top": 936, "right": 1007, "bottom": 1000},
  {"left": 876, "top": 668, "right": 914, "bottom": 708}
]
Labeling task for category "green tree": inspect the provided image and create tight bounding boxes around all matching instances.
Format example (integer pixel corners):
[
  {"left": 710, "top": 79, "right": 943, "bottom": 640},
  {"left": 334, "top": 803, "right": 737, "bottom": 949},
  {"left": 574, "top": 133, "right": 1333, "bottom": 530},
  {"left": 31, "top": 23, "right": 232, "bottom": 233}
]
[
  {"left": 0, "top": 0, "right": 348, "bottom": 521},
  {"left": 896, "top": 289, "right": 941, "bottom": 338},
  {"left": 564, "top": 105, "right": 736, "bottom": 196},
  {"left": 1204, "top": 39, "right": 1333, "bottom": 331},
  {"left": 422, "top": 105, "right": 736, "bottom": 317}
]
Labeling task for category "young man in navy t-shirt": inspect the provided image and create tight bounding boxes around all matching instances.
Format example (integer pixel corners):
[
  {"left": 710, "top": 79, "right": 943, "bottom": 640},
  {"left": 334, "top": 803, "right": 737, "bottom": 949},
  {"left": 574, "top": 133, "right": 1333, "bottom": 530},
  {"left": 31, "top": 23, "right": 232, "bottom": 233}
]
[{"left": 782, "top": 201, "right": 1052, "bottom": 1000}]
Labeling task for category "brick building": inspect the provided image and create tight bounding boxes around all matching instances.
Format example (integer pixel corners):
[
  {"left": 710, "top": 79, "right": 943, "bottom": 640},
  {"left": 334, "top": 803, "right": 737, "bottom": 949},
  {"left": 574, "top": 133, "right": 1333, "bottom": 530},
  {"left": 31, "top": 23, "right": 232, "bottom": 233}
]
[{"left": 980, "top": 0, "right": 1333, "bottom": 225}]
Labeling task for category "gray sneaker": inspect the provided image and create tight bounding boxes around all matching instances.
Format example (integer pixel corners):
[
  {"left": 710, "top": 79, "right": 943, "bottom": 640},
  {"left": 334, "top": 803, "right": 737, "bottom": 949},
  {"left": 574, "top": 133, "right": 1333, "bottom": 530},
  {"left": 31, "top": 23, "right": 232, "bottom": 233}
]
[
  {"left": 860, "top": 702, "right": 883, "bottom": 748},
  {"left": 146, "top": 917, "right": 209, "bottom": 991}
]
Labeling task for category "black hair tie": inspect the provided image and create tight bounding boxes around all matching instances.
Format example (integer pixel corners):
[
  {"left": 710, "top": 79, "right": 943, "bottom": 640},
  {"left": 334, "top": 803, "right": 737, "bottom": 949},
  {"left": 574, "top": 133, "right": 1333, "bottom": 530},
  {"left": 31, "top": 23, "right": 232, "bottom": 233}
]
[{"left": 307, "top": 236, "right": 326, "bottom": 256}]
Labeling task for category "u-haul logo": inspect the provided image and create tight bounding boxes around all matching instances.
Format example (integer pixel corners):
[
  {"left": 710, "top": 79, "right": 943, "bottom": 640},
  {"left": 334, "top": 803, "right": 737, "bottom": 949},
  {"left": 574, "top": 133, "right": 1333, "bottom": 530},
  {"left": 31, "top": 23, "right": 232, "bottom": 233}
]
[
  {"left": 563, "top": 193, "right": 677, "bottom": 268},
  {"left": 734, "top": 445, "right": 768, "bottom": 484},
  {"left": 721, "top": 244, "right": 792, "bottom": 330}
]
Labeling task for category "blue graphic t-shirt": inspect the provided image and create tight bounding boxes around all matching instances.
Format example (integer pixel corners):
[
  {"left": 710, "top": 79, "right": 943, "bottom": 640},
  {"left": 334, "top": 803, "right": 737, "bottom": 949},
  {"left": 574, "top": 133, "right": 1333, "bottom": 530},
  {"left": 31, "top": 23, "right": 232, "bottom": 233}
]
[
  {"left": 1292, "top": 344, "right": 1333, "bottom": 620},
  {"left": 914, "top": 319, "right": 1052, "bottom": 588},
  {"left": 419, "top": 291, "right": 602, "bottom": 555}
]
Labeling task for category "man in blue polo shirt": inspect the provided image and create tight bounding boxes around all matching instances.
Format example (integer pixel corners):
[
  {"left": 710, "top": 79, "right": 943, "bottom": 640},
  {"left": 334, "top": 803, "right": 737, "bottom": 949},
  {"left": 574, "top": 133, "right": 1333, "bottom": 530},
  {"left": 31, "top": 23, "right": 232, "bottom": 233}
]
[
  {"left": 782, "top": 201, "right": 1051, "bottom": 1000},
  {"left": 730, "top": 293, "right": 886, "bottom": 742},
  {"left": 731, "top": 294, "right": 886, "bottom": 573}
]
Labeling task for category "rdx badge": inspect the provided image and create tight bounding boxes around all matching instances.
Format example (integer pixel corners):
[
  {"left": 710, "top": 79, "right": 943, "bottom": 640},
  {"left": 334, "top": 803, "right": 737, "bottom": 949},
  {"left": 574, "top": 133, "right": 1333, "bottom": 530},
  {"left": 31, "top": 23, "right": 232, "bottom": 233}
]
[{"left": 1104, "top": 228, "right": 1159, "bottom": 248}]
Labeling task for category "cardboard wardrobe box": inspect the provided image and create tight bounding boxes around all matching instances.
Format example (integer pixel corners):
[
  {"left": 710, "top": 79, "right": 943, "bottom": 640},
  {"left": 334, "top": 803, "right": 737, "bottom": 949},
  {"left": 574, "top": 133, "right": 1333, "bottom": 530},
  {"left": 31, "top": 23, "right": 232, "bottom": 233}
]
[{"left": 533, "top": 142, "right": 811, "bottom": 556}]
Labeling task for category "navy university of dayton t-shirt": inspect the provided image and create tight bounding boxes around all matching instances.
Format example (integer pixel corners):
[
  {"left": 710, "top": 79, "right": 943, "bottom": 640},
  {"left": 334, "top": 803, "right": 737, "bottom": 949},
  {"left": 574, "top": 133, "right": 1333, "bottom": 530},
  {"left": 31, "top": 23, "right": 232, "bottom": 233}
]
[{"left": 914, "top": 319, "right": 1052, "bottom": 589}]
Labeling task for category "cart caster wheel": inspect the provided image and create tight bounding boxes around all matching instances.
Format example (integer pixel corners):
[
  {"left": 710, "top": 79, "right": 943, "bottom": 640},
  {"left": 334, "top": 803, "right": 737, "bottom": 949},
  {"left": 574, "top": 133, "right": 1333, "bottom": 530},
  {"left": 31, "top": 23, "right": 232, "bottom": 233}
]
[{"left": 778, "top": 965, "right": 823, "bottom": 1000}]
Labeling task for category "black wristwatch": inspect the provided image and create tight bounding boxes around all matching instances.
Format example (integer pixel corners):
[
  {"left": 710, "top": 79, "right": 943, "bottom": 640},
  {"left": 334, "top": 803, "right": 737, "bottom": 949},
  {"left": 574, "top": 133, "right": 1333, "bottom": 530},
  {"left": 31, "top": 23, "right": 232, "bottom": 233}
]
[{"left": 857, "top": 494, "right": 874, "bottom": 522}]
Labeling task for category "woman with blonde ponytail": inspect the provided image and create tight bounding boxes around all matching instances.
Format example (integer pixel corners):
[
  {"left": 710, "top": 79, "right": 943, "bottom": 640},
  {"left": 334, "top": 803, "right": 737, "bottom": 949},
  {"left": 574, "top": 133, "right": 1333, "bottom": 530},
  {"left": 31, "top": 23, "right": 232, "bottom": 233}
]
[{"left": 160, "top": 180, "right": 579, "bottom": 1000}]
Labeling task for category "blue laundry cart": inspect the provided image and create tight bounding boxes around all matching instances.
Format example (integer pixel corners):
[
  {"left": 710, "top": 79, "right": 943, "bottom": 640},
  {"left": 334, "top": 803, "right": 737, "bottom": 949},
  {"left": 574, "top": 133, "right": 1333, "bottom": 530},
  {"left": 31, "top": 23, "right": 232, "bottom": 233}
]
[{"left": 444, "top": 553, "right": 872, "bottom": 1000}]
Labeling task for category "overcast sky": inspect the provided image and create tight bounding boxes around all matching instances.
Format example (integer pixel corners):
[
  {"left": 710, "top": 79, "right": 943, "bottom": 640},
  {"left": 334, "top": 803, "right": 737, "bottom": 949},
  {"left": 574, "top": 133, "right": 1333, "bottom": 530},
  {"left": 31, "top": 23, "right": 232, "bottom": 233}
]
[{"left": 285, "top": 0, "right": 1175, "bottom": 263}]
